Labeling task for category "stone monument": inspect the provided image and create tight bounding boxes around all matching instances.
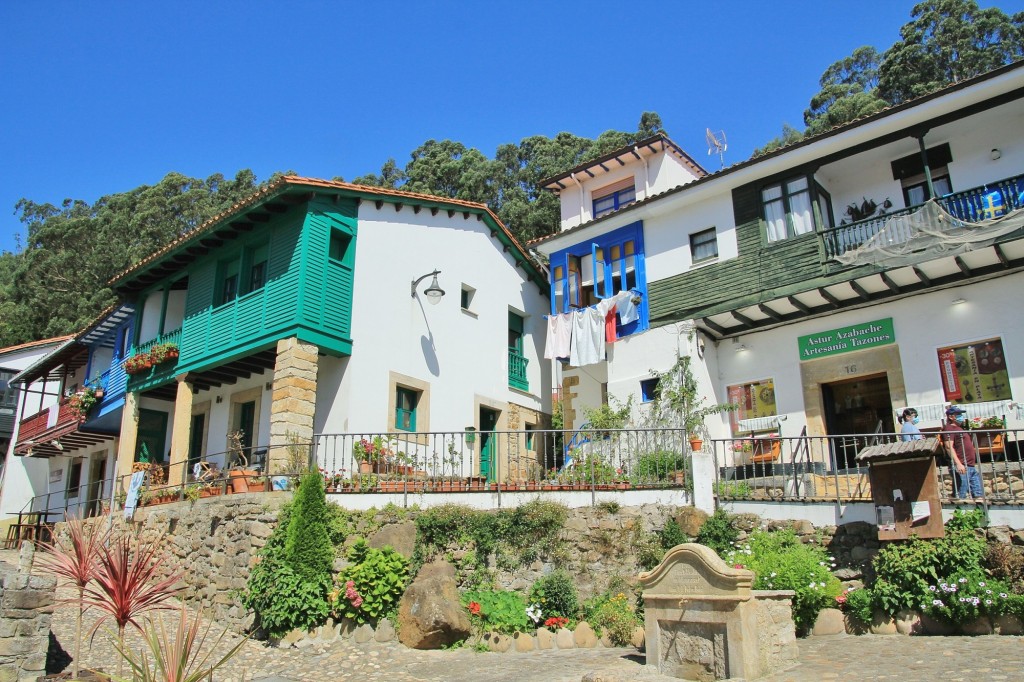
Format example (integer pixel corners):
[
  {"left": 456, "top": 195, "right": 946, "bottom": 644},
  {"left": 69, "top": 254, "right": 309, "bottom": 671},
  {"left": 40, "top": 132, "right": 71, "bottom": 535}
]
[{"left": 638, "top": 543, "right": 797, "bottom": 681}]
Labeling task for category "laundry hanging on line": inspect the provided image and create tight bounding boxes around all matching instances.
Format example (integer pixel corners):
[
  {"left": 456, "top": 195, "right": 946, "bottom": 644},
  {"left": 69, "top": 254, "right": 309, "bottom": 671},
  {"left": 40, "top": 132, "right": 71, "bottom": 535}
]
[{"left": 543, "top": 290, "right": 643, "bottom": 365}]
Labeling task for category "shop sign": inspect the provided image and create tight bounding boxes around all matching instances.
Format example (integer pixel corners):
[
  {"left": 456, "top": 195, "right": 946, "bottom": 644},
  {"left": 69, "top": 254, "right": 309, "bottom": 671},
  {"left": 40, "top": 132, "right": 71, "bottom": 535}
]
[{"left": 798, "top": 318, "right": 895, "bottom": 360}]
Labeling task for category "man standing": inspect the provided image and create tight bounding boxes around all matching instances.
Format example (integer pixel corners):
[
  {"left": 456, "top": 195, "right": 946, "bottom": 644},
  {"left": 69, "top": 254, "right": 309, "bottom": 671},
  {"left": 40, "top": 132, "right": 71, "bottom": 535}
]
[{"left": 941, "top": 406, "right": 983, "bottom": 500}]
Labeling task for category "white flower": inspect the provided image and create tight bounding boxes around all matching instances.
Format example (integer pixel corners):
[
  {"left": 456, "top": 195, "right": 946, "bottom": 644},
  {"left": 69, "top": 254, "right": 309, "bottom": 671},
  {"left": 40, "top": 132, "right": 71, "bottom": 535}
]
[
  {"left": 526, "top": 604, "right": 542, "bottom": 624},
  {"left": 932, "top": 599, "right": 944, "bottom": 607},
  {"left": 1000, "top": 593, "right": 1008, "bottom": 599},
  {"left": 979, "top": 581, "right": 986, "bottom": 587},
  {"left": 928, "top": 585, "right": 936, "bottom": 592},
  {"left": 809, "top": 582, "right": 817, "bottom": 589},
  {"left": 770, "top": 572, "right": 777, "bottom": 577},
  {"left": 985, "top": 589, "right": 992, "bottom": 595},
  {"left": 958, "top": 577, "right": 967, "bottom": 583},
  {"left": 985, "top": 599, "right": 993, "bottom": 605}
]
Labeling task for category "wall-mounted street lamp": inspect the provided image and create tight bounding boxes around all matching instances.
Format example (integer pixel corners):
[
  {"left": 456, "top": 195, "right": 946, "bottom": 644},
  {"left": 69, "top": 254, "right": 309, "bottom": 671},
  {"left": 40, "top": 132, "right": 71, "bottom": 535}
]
[{"left": 411, "top": 270, "right": 445, "bottom": 305}]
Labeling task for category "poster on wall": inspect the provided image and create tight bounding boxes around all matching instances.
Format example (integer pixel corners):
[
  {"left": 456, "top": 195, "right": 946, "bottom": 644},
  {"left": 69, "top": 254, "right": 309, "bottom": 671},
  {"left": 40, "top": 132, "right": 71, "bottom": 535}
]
[
  {"left": 727, "top": 378, "right": 777, "bottom": 431},
  {"left": 937, "top": 338, "right": 1011, "bottom": 403},
  {"left": 123, "top": 471, "right": 146, "bottom": 520}
]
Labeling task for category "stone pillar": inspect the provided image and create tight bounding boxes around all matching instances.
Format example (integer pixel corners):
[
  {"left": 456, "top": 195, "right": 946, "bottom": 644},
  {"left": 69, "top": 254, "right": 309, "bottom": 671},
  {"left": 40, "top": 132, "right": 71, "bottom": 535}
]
[
  {"left": 692, "top": 449, "right": 715, "bottom": 515},
  {"left": 167, "top": 375, "right": 195, "bottom": 489},
  {"left": 115, "top": 391, "right": 140, "bottom": 492},
  {"left": 268, "top": 337, "right": 319, "bottom": 474}
]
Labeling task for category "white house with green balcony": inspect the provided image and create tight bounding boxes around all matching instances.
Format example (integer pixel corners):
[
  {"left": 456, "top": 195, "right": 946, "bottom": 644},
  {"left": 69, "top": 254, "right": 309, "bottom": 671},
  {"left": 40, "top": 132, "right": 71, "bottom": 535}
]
[
  {"left": 533, "top": 61, "right": 1024, "bottom": 473},
  {"left": 107, "top": 177, "right": 551, "bottom": 487}
]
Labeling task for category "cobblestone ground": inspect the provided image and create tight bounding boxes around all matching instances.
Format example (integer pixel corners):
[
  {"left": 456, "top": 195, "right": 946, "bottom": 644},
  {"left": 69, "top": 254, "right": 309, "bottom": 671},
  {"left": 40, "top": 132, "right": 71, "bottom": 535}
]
[{"left": 44, "top": 586, "right": 1024, "bottom": 682}]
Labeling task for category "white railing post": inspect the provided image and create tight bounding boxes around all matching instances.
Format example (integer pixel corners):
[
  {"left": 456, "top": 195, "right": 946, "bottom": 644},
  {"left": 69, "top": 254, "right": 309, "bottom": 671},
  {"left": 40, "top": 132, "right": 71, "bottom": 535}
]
[{"left": 692, "top": 444, "right": 715, "bottom": 514}]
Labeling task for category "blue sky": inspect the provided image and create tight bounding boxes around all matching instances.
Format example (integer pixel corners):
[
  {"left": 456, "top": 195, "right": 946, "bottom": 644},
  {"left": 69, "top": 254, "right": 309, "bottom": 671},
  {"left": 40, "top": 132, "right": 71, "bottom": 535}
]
[{"left": 2, "top": 1, "right": 1022, "bottom": 254}]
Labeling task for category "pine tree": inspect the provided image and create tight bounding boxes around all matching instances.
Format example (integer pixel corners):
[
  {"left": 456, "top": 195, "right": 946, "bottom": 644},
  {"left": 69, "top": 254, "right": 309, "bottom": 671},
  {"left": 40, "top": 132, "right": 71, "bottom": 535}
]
[{"left": 284, "top": 471, "right": 334, "bottom": 584}]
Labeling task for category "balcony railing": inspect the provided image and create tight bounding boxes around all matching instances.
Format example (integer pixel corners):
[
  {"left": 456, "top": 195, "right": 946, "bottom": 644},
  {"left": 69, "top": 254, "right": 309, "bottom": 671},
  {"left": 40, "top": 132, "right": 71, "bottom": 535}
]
[
  {"left": 15, "top": 397, "right": 82, "bottom": 452},
  {"left": 125, "top": 328, "right": 182, "bottom": 388},
  {"left": 821, "top": 173, "right": 1024, "bottom": 260},
  {"left": 508, "top": 348, "right": 529, "bottom": 391}
]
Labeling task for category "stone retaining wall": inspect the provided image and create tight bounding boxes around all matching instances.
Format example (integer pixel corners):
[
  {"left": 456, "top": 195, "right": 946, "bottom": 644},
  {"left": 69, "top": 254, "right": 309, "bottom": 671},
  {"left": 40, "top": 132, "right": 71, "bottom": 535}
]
[
  {"left": 119, "top": 495, "right": 1023, "bottom": 636},
  {"left": 0, "top": 548, "right": 56, "bottom": 682}
]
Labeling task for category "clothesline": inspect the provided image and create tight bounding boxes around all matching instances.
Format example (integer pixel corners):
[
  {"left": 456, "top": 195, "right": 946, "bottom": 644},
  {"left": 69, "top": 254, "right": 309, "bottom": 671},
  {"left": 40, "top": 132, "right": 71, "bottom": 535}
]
[{"left": 544, "top": 290, "right": 642, "bottom": 367}]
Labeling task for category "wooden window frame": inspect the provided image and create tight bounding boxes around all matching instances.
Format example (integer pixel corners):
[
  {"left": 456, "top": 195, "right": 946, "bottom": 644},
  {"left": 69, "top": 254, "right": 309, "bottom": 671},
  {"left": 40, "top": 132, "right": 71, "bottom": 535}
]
[{"left": 689, "top": 228, "right": 718, "bottom": 263}]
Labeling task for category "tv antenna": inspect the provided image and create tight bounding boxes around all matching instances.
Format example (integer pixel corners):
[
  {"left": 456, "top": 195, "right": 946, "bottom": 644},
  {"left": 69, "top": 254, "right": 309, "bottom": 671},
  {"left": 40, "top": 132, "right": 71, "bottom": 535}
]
[{"left": 706, "top": 128, "right": 727, "bottom": 169}]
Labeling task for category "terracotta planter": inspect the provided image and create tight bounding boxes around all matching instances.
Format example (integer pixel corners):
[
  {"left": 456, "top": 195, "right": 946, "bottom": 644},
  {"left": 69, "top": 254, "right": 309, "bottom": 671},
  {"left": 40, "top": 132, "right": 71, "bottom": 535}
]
[
  {"left": 229, "top": 468, "right": 257, "bottom": 494},
  {"left": 199, "top": 487, "right": 221, "bottom": 498},
  {"left": 358, "top": 461, "right": 373, "bottom": 474},
  {"left": 378, "top": 481, "right": 404, "bottom": 493},
  {"left": 247, "top": 480, "right": 269, "bottom": 493},
  {"left": 673, "top": 471, "right": 686, "bottom": 485},
  {"left": 689, "top": 438, "right": 703, "bottom": 451}
]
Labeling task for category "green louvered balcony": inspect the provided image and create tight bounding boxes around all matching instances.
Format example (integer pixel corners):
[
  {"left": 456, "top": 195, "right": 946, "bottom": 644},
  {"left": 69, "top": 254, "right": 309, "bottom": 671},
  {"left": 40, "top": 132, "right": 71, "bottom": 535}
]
[
  {"left": 508, "top": 348, "right": 529, "bottom": 391},
  {"left": 125, "top": 328, "right": 182, "bottom": 391}
]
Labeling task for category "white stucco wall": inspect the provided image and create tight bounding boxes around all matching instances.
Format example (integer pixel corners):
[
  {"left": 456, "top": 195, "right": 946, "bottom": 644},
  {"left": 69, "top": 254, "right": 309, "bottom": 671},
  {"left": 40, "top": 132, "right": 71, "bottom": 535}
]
[
  {"left": 318, "top": 204, "right": 550, "bottom": 437},
  {"left": 643, "top": 193, "right": 738, "bottom": 278}
]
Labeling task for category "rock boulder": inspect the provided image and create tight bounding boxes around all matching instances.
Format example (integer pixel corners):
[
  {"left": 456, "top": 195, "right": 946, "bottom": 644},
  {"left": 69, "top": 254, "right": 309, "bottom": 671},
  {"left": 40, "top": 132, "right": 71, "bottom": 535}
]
[{"left": 397, "top": 559, "right": 471, "bottom": 649}]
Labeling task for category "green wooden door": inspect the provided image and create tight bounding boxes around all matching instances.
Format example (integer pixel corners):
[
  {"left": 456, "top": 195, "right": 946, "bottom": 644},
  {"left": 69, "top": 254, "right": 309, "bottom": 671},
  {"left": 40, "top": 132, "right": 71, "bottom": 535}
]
[
  {"left": 188, "top": 413, "right": 205, "bottom": 469},
  {"left": 479, "top": 408, "right": 499, "bottom": 482},
  {"left": 137, "top": 409, "right": 168, "bottom": 464}
]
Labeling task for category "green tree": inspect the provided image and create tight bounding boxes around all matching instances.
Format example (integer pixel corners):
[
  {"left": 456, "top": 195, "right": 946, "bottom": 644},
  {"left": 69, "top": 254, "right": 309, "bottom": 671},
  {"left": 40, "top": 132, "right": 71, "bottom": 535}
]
[
  {"left": 285, "top": 471, "right": 334, "bottom": 584},
  {"left": 804, "top": 47, "right": 888, "bottom": 134},
  {"left": 751, "top": 123, "right": 805, "bottom": 157},
  {"left": 877, "top": 0, "right": 1024, "bottom": 104},
  {"left": 1, "top": 170, "right": 260, "bottom": 346}
]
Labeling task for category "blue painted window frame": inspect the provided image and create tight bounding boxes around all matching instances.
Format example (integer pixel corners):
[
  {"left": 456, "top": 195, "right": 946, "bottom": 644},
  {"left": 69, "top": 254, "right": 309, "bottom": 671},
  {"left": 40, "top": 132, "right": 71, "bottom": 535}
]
[
  {"left": 593, "top": 186, "right": 637, "bottom": 218},
  {"left": 548, "top": 221, "right": 648, "bottom": 336}
]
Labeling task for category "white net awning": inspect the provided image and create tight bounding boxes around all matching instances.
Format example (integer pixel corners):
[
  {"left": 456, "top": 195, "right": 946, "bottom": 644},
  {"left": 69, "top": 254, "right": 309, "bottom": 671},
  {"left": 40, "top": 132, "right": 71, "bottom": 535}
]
[{"left": 834, "top": 198, "right": 1024, "bottom": 268}]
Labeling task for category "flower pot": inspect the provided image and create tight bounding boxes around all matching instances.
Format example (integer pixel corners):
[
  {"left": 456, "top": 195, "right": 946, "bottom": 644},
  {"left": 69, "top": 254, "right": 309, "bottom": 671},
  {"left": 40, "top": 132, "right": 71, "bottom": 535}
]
[
  {"left": 229, "top": 468, "right": 257, "bottom": 494},
  {"left": 247, "top": 480, "right": 269, "bottom": 493},
  {"left": 689, "top": 438, "right": 703, "bottom": 452},
  {"left": 673, "top": 471, "right": 686, "bottom": 486},
  {"left": 358, "top": 461, "right": 373, "bottom": 474}
]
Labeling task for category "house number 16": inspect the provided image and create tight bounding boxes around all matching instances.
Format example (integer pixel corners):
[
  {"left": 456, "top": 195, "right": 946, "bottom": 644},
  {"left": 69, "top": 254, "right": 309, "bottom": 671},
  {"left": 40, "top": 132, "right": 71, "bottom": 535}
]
[{"left": 844, "top": 364, "right": 858, "bottom": 374}]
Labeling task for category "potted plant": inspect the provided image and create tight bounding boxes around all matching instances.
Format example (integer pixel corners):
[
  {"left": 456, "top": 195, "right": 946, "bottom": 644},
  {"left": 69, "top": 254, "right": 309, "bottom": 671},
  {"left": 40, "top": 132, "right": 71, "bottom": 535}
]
[
  {"left": 353, "top": 436, "right": 393, "bottom": 473},
  {"left": 67, "top": 387, "right": 99, "bottom": 421},
  {"left": 184, "top": 484, "right": 203, "bottom": 502},
  {"left": 149, "top": 342, "right": 180, "bottom": 365},
  {"left": 226, "top": 430, "right": 258, "bottom": 493},
  {"left": 122, "top": 354, "right": 152, "bottom": 376},
  {"left": 644, "top": 355, "right": 736, "bottom": 452},
  {"left": 247, "top": 475, "right": 269, "bottom": 493}
]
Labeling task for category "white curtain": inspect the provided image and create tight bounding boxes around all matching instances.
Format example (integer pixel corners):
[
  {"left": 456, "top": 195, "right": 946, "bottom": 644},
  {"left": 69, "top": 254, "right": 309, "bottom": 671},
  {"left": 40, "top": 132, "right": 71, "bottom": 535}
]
[
  {"left": 787, "top": 177, "right": 814, "bottom": 235},
  {"left": 762, "top": 185, "right": 787, "bottom": 241}
]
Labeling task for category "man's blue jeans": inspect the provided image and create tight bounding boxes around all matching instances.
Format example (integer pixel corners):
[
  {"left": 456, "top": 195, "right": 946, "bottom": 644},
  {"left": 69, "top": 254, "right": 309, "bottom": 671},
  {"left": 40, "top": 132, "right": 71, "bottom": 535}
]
[{"left": 953, "top": 465, "right": 984, "bottom": 498}]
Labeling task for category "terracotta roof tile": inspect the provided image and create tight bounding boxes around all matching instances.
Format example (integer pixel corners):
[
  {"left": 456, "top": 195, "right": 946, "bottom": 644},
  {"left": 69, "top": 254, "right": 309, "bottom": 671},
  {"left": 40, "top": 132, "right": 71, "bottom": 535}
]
[{"left": 0, "top": 335, "right": 75, "bottom": 357}]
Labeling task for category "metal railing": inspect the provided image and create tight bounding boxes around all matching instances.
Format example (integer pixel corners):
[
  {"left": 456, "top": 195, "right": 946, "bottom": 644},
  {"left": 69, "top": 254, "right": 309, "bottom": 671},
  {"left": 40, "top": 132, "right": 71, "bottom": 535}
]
[
  {"left": 712, "top": 429, "right": 1023, "bottom": 504},
  {"left": 821, "top": 173, "right": 1024, "bottom": 259}
]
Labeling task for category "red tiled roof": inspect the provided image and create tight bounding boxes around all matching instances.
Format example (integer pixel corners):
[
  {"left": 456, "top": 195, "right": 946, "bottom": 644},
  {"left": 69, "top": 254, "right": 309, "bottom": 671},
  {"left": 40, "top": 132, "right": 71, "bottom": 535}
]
[{"left": 0, "top": 335, "right": 74, "bottom": 357}]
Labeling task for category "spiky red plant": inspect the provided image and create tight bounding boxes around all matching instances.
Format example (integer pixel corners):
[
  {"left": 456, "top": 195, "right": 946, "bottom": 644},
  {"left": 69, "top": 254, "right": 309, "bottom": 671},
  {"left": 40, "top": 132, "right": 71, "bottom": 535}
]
[
  {"left": 82, "top": 530, "right": 182, "bottom": 676},
  {"left": 38, "top": 515, "right": 107, "bottom": 679}
]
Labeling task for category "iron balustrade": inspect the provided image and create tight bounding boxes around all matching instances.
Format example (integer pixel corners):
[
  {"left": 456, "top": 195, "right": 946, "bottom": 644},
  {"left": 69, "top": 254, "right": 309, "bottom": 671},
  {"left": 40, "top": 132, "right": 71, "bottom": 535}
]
[{"left": 821, "top": 173, "right": 1024, "bottom": 260}]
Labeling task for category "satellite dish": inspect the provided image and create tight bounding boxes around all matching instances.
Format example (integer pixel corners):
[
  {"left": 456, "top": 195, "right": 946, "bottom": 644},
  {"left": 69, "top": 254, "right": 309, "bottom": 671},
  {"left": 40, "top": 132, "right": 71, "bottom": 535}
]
[{"left": 706, "top": 128, "right": 727, "bottom": 169}]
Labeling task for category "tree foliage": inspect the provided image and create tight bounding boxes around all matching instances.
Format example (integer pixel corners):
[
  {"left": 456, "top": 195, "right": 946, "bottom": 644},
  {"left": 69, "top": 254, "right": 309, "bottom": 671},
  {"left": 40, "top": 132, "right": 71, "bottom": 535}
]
[
  {"left": 1, "top": 114, "right": 663, "bottom": 347},
  {"left": 762, "top": 0, "right": 1024, "bottom": 151},
  {"left": 1, "top": 170, "right": 259, "bottom": 346},
  {"left": 877, "top": 0, "right": 1024, "bottom": 104}
]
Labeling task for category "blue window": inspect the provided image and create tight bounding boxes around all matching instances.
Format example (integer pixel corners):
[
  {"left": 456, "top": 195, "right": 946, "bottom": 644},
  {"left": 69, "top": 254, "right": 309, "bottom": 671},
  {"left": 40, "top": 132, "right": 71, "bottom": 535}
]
[
  {"left": 593, "top": 178, "right": 636, "bottom": 218},
  {"left": 640, "top": 378, "right": 660, "bottom": 403},
  {"left": 549, "top": 221, "right": 648, "bottom": 336}
]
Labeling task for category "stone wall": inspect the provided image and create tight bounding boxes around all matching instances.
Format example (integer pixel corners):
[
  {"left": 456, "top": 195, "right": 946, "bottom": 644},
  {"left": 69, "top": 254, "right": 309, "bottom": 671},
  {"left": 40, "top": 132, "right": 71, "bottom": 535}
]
[
  {"left": 0, "top": 549, "right": 56, "bottom": 682},
  {"left": 122, "top": 495, "right": 1024, "bottom": 636}
]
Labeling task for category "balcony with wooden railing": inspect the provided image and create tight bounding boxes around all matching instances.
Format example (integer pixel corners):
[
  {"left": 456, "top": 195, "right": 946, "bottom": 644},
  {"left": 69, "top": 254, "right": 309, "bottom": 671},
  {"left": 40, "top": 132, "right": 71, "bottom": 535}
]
[
  {"left": 125, "top": 328, "right": 182, "bottom": 392},
  {"left": 508, "top": 348, "right": 529, "bottom": 391},
  {"left": 821, "top": 173, "right": 1024, "bottom": 260}
]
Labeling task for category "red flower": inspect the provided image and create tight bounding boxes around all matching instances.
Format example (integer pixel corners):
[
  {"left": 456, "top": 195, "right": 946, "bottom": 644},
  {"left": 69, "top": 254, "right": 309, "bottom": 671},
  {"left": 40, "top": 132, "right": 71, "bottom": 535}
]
[
  {"left": 468, "top": 601, "right": 481, "bottom": 616},
  {"left": 543, "top": 616, "right": 568, "bottom": 628}
]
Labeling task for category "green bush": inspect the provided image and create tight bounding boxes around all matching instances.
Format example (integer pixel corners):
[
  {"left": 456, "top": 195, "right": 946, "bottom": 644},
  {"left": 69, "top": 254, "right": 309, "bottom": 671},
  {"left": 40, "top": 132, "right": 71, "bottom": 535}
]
[
  {"left": 285, "top": 471, "right": 334, "bottom": 583},
  {"left": 871, "top": 511, "right": 986, "bottom": 616},
  {"left": 462, "top": 588, "right": 530, "bottom": 634},
  {"left": 581, "top": 590, "right": 641, "bottom": 645},
  {"left": 529, "top": 570, "right": 579, "bottom": 621},
  {"left": 634, "top": 450, "right": 686, "bottom": 481},
  {"left": 841, "top": 586, "right": 874, "bottom": 625},
  {"left": 243, "top": 501, "right": 331, "bottom": 638},
  {"left": 659, "top": 518, "right": 687, "bottom": 550},
  {"left": 334, "top": 539, "right": 409, "bottom": 625},
  {"left": 694, "top": 508, "right": 738, "bottom": 557},
  {"left": 725, "top": 529, "right": 841, "bottom": 633}
]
